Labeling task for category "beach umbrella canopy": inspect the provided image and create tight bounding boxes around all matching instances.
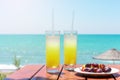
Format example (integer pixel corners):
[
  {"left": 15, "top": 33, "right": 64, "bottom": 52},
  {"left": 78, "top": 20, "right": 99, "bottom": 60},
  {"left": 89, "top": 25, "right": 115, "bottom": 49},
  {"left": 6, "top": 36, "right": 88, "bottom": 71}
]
[{"left": 93, "top": 48, "right": 120, "bottom": 64}]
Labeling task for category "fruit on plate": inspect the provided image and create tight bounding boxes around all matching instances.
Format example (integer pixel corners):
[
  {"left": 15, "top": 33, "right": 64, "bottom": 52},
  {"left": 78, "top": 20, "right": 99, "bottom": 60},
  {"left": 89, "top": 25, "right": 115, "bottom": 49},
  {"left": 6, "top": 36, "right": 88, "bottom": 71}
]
[{"left": 81, "top": 63, "right": 111, "bottom": 73}]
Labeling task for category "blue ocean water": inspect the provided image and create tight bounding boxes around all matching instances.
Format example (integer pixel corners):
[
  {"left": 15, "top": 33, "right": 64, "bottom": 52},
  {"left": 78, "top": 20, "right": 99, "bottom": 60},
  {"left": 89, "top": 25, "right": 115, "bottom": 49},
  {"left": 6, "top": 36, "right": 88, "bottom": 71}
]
[{"left": 0, "top": 34, "right": 120, "bottom": 65}]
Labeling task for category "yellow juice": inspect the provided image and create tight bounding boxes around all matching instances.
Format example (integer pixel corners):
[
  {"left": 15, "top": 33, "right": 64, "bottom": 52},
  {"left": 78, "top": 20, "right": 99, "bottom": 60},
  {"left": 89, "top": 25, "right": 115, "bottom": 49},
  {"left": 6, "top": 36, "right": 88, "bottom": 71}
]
[
  {"left": 46, "top": 36, "right": 60, "bottom": 68},
  {"left": 64, "top": 35, "right": 77, "bottom": 65}
]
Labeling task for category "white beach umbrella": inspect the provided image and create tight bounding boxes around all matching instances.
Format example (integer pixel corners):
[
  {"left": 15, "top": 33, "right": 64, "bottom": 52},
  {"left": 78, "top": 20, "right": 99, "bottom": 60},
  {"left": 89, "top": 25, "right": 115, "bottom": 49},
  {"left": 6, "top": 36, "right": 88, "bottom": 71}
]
[{"left": 93, "top": 48, "right": 120, "bottom": 64}]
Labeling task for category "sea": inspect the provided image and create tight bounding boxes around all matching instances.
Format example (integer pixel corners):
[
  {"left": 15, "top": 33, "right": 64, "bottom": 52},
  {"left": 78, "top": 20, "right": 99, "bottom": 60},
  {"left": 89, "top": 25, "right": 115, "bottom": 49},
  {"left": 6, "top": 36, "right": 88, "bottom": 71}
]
[{"left": 0, "top": 34, "right": 120, "bottom": 65}]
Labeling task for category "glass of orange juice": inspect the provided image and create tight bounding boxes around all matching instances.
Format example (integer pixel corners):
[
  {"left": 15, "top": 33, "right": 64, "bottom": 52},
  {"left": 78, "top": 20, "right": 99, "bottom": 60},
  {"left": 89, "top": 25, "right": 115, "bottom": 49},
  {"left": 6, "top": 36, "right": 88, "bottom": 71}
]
[
  {"left": 46, "top": 31, "right": 60, "bottom": 73},
  {"left": 64, "top": 31, "right": 77, "bottom": 70}
]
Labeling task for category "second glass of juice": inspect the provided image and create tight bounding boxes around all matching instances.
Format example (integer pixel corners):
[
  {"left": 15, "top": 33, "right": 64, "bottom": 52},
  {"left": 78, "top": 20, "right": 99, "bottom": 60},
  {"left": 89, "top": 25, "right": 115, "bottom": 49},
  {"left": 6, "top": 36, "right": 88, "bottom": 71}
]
[
  {"left": 46, "top": 31, "right": 60, "bottom": 73},
  {"left": 64, "top": 31, "right": 77, "bottom": 70}
]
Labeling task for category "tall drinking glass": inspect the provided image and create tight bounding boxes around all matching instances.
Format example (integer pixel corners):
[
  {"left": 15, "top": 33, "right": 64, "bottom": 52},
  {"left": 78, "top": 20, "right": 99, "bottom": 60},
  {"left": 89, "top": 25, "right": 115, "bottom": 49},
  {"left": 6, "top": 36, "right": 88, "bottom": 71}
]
[
  {"left": 64, "top": 31, "right": 77, "bottom": 70},
  {"left": 46, "top": 31, "right": 60, "bottom": 73}
]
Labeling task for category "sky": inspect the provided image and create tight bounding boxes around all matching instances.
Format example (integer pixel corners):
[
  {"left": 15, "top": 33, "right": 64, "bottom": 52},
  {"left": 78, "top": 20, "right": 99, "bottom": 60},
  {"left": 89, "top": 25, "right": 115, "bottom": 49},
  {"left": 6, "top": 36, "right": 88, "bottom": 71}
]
[{"left": 0, "top": 0, "right": 120, "bottom": 34}]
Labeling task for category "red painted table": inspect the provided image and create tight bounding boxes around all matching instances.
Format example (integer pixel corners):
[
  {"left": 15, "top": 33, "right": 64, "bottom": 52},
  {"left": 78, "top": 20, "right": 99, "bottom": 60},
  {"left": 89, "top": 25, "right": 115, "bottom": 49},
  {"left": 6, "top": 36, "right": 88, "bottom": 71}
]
[{"left": 5, "top": 64, "right": 120, "bottom": 80}]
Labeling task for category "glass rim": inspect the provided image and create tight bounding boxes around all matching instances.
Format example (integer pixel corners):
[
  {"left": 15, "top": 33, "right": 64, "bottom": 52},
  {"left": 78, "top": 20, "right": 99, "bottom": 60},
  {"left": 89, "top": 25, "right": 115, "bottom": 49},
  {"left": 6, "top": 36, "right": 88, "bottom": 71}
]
[
  {"left": 45, "top": 31, "right": 60, "bottom": 33},
  {"left": 45, "top": 31, "right": 60, "bottom": 35},
  {"left": 63, "top": 30, "right": 77, "bottom": 34}
]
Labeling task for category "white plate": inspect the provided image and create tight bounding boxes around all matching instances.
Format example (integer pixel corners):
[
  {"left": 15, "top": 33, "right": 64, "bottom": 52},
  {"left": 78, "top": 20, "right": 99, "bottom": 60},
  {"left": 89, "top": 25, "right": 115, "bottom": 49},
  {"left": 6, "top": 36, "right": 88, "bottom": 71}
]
[
  {"left": 74, "top": 67, "right": 119, "bottom": 76},
  {"left": 0, "top": 64, "right": 18, "bottom": 73}
]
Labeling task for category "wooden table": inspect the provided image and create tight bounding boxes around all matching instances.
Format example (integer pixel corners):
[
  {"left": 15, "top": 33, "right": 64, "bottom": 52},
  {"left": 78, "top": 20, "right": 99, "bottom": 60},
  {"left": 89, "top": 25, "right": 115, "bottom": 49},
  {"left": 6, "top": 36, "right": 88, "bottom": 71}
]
[{"left": 5, "top": 64, "right": 120, "bottom": 80}]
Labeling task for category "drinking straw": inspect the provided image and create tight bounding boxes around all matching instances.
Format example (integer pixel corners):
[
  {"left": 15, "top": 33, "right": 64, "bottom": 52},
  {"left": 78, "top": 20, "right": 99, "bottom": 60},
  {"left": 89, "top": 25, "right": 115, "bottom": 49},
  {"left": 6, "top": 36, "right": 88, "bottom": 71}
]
[
  {"left": 52, "top": 8, "right": 54, "bottom": 32},
  {"left": 71, "top": 10, "right": 75, "bottom": 31}
]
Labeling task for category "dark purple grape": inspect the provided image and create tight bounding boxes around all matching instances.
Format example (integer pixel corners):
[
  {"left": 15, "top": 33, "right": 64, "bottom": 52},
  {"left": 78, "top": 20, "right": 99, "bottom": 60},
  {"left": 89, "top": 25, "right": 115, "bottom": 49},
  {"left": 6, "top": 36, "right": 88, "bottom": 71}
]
[
  {"left": 87, "top": 68, "right": 93, "bottom": 72},
  {"left": 93, "top": 63, "right": 99, "bottom": 68},
  {"left": 96, "top": 68, "right": 103, "bottom": 73},
  {"left": 85, "top": 64, "right": 91, "bottom": 68},
  {"left": 103, "top": 67, "right": 111, "bottom": 72},
  {"left": 83, "top": 68, "right": 90, "bottom": 72},
  {"left": 93, "top": 68, "right": 98, "bottom": 72}
]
